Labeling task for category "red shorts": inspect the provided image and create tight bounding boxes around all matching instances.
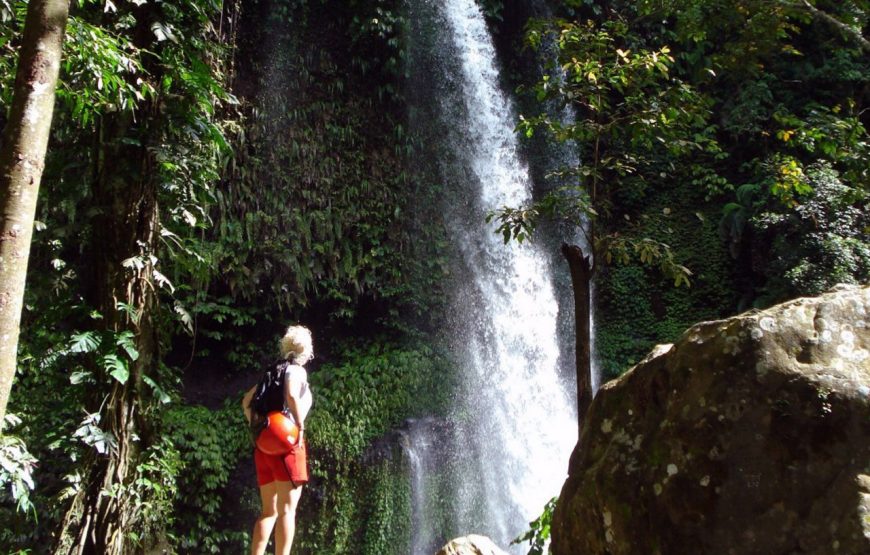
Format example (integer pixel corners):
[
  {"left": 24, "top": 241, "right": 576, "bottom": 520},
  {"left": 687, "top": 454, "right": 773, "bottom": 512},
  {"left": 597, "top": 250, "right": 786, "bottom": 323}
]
[
  {"left": 254, "top": 442, "right": 309, "bottom": 487},
  {"left": 254, "top": 448, "right": 290, "bottom": 486}
]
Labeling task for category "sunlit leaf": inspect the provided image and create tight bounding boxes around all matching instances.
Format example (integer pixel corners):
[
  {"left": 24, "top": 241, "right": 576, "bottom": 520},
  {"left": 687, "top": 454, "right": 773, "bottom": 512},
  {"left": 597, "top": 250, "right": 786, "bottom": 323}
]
[
  {"left": 103, "top": 355, "right": 129, "bottom": 384},
  {"left": 70, "top": 370, "right": 94, "bottom": 384},
  {"left": 69, "top": 332, "right": 100, "bottom": 354}
]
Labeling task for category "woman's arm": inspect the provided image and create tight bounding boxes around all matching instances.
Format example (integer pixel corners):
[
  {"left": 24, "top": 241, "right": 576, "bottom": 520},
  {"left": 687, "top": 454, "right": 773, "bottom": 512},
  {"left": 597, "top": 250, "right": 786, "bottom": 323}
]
[
  {"left": 284, "top": 365, "right": 311, "bottom": 443},
  {"left": 241, "top": 386, "right": 255, "bottom": 424}
]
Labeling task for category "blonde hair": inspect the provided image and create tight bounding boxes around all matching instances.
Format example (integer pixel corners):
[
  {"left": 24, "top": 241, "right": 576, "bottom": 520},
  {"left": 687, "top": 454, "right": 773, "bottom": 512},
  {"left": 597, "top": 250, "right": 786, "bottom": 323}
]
[{"left": 279, "top": 325, "right": 313, "bottom": 364}]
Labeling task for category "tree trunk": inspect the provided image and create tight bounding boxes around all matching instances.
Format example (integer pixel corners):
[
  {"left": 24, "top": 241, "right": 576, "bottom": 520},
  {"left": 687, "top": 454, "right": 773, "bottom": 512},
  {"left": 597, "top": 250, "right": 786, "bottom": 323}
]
[
  {"left": 0, "top": 0, "right": 69, "bottom": 431},
  {"left": 54, "top": 113, "right": 159, "bottom": 555},
  {"left": 561, "top": 243, "right": 593, "bottom": 430}
]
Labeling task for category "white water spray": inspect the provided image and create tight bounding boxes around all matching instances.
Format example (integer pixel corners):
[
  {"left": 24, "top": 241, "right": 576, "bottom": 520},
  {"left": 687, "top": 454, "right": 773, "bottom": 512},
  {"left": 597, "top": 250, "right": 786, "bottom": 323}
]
[
  {"left": 407, "top": 0, "right": 578, "bottom": 550},
  {"left": 533, "top": 17, "right": 602, "bottom": 396}
]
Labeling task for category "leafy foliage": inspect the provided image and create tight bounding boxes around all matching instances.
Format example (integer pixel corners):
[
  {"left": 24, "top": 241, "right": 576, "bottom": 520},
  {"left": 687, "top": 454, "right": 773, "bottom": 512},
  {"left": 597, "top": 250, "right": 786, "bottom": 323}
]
[
  {"left": 358, "top": 461, "right": 412, "bottom": 555},
  {"left": 215, "top": 79, "right": 411, "bottom": 316},
  {"left": 690, "top": 1, "right": 870, "bottom": 305},
  {"left": 595, "top": 197, "right": 734, "bottom": 379},
  {"left": 0, "top": 415, "right": 37, "bottom": 516},
  {"left": 175, "top": 0, "right": 448, "bottom": 373},
  {"left": 750, "top": 163, "right": 870, "bottom": 302},
  {"left": 60, "top": 17, "right": 155, "bottom": 125},
  {"left": 493, "top": 15, "right": 721, "bottom": 286},
  {"left": 307, "top": 343, "right": 448, "bottom": 467},
  {"left": 535, "top": 0, "right": 869, "bottom": 378},
  {"left": 164, "top": 401, "right": 252, "bottom": 554},
  {"left": 512, "top": 497, "right": 557, "bottom": 555},
  {"left": 1, "top": 0, "right": 237, "bottom": 549},
  {"left": 297, "top": 343, "right": 450, "bottom": 554},
  {"left": 111, "top": 438, "right": 183, "bottom": 551}
]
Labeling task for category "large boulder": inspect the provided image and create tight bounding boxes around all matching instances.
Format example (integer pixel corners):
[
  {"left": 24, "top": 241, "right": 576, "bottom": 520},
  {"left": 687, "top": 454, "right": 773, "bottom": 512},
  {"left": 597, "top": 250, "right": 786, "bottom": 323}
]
[
  {"left": 552, "top": 285, "right": 870, "bottom": 555},
  {"left": 434, "top": 535, "right": 510, "bottom": 555}
]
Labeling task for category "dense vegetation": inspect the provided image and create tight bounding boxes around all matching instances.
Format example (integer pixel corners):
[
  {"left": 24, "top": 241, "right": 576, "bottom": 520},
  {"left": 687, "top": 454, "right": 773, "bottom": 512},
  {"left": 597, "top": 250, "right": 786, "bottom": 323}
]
[
  {"left": 0, "top": 0, "right": 866, "bottom": 553},
  {"left": 495, "top": 0, "right": 868, "bottom": 380}
]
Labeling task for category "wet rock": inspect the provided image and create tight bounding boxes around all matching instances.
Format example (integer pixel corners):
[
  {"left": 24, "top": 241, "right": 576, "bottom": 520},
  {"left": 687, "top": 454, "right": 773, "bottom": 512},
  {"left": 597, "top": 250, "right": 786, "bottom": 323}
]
[
  {"left": 552, "top": 285, "right": 870, "bottom": 555},
  {"left": 434, "top": 535, "right": 510, "bottom": 555}
]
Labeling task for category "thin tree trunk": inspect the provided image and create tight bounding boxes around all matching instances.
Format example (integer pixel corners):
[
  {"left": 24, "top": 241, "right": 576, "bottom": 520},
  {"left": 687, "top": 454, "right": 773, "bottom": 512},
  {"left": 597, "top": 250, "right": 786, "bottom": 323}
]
[
  {"left": 561, "top": 243, "right": 593, "bottom": 430},
  {"left": 0, "top": 0, "right": 70, "bottom": 431}
]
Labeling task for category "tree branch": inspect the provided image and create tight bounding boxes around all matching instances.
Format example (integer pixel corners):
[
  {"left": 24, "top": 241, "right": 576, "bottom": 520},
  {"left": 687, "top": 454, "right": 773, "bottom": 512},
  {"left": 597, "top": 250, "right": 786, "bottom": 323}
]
[{"left": 780, "top": 0, "right": 870, "bottom": 53}]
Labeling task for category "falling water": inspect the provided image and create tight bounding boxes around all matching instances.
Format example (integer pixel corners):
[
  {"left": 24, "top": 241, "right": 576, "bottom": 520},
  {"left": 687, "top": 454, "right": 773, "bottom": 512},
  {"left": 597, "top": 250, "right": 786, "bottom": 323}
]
[
  {"left": 406, "top": 0, "right": 578, "bottom": 551},
  {"left": 532, "top": 9, "right": 602, "bottom": 395},
  {"left": 403, "top": 418, "right": 450, "bottom": 555}
]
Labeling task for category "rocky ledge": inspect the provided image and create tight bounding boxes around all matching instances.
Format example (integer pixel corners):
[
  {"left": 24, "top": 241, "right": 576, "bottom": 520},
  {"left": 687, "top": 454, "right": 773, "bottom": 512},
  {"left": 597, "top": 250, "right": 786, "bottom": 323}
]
[{"left": 434, "top": 535, "right": 510, "bottom": 555}]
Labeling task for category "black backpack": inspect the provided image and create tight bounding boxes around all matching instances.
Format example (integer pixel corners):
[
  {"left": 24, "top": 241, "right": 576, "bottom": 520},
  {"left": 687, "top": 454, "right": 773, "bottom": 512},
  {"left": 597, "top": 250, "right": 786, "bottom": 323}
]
[{"left": 249, "top": 360, "right": 289, "bottom": 440}]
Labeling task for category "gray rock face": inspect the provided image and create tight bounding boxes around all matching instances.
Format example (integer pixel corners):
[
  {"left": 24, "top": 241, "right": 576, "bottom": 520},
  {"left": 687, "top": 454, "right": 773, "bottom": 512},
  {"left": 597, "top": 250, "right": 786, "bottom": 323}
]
[
  {"left": 552, "top": 285, "right": 870, "bottom": 555},
  {"left": 434, "top": 535, "right": 510, "bottom": 555}
]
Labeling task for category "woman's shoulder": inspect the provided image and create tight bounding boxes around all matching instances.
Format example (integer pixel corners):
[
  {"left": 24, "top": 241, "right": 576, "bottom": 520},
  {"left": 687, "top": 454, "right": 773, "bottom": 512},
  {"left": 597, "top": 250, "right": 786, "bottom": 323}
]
[{"left": 285, "top": 363, "right": 308, "bottom": 381}]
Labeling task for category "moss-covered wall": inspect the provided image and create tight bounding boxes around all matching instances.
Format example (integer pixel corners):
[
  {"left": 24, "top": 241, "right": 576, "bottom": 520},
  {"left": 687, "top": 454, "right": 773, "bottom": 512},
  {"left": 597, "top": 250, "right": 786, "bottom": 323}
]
[
  {"left": 163, "top": 0, "right": 455, "bottom": 551},
  {"left": 298, "top": 439, "right": 412, "bottom": 555},
  {"left": 596, "top": 182, "right": 738, "bottom": 380},
  {"left": 294, "top": 344, "right": 450, "bottom": 555}
]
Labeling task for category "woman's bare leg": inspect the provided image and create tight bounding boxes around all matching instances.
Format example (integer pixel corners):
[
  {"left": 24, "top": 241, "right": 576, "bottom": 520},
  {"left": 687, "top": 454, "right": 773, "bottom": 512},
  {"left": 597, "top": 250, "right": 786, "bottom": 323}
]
[
  {"left": 251, "top": 482, "right": 278, "bottom": 555},
  {"left": 275, "top": 482, "right": 303, "bottom": 555}
]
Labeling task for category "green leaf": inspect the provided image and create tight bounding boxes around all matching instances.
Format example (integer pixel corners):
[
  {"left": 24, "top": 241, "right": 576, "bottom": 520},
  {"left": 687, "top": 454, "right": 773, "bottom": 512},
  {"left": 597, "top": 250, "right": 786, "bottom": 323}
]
[
  {"left": 70, "top": 370, "right": 93, "bottom": 384},
  {"left": 103, "top": 355, "right": 129, "bottom": 384},
  {"left": 721, "top": 202, "right": 743, "bottom": 215},
  {"left": 174, "top": 302, "right": 194, "bottom": 335},
  {"left": 143, "top": 375, "right": 171, "bottom": 404},
  {"left": 151, "top": 21, "right": 178, "bottom": 43},
  {"left": 153, "top": 269, "right": 175, "bottom": 293},
  {"left": 116, "top": 331, "right": 139, "bottom": 361},
  {"left": 122, "top": 256, "right": 144, "bottom": 271},
  {"left": 116, "top": 302, "right": 141, "bottom": 324},
  {"left": 70, "top": 332, "right": 101, "bottom": 353}
]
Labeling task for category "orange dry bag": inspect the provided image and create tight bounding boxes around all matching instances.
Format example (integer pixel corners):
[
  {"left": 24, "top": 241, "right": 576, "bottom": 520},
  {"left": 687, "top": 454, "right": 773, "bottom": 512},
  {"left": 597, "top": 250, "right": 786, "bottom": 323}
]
[{"left": 255, "top": 411, "right": 300, "bottom": 455}]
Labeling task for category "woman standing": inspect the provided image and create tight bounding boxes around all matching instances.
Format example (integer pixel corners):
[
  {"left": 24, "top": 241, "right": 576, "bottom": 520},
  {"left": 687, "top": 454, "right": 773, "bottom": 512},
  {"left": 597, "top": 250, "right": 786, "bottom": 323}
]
[{"left": 242, "top": 325, "right": 313, "bottom": 555}]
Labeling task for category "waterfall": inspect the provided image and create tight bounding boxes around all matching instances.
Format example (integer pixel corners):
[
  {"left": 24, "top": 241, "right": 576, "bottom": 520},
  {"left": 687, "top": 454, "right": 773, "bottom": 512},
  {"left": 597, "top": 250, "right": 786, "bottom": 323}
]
[
  {"left": 532, "top": 13, "right": 602, "bottom": 396},
  {"left": 403, "top": 418, "right": 450, "bottom": 555},
  {"left": 406, "top": 0, "right": 577, "bottom": 551}
]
